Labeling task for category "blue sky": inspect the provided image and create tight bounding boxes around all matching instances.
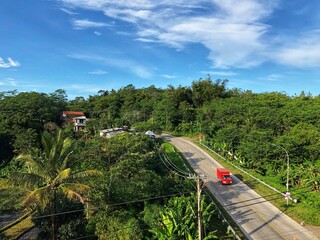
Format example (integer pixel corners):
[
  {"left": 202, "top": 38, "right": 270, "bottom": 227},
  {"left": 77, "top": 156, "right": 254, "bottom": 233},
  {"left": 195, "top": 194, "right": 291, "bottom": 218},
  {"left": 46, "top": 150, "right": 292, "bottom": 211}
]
[{"left": 1, "top": 0, "right": 320, "bottom": 99}]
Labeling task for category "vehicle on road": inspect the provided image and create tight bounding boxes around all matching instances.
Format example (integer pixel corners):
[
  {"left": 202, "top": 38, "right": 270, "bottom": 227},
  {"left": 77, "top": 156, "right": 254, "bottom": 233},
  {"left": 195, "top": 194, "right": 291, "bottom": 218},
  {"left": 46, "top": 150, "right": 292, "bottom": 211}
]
[{"left": 216, "top": 168, "right": 232, "bottom": 184}]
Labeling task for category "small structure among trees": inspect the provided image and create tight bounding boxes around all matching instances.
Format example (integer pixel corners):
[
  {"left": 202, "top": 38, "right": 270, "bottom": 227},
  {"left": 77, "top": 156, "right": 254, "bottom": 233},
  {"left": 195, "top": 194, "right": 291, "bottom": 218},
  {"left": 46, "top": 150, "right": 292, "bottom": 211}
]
[
  {"left": 61, "top": 111, "right": 88, "bottom": 131},
  {"left": 99, "top": 128, "right": 126, "bottom": 138}
]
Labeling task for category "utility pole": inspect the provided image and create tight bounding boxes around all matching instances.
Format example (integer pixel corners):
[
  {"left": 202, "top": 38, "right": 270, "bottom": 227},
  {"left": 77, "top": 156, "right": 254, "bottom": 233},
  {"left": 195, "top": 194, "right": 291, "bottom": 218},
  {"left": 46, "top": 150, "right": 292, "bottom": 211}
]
[
  {"left": 197, "top": 176, "right": 203, "bottom": 240},
  {"left": 189, "top": 173, "right": 206, "bottom": 240}
]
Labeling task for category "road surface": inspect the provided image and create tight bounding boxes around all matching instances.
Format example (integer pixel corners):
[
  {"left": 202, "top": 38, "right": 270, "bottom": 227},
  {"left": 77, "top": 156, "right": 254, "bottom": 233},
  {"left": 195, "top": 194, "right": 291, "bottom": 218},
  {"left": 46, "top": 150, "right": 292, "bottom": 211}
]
[{"left": 162, "top": 134, "right": 319, "bottom": 240}]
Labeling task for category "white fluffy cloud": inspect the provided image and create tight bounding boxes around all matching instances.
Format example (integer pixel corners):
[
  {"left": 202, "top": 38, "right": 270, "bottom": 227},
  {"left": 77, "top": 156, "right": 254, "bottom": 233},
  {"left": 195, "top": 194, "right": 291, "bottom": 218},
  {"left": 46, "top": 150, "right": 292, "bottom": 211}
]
[
  {"left": 161, "top": 74, "right": 177, "bottom": 79},
  {"left": 72, "top": 19, "right": 110, "bottom": 29},
  {"left": 60, "top": 7, "right": 78, "bottom": 15},
  {"left": 61, "top": 0, "right": 277, "bottom": 69},
  {"left": 0, "top": 57, "right": 20, "bottom": 68},
  {"left": 273, "top": 31, "right": 320, "bottom": 68},
  {"left": 61, "top": 0, "right": 320, "bottom": 69}
]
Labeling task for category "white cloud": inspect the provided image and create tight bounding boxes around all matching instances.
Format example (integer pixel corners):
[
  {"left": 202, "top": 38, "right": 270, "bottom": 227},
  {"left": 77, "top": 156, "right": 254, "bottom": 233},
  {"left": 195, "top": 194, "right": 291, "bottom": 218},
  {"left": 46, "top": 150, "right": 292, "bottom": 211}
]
[
  {"left": 161, "top": 74, "right": 177, "bottom": 79},
  {"left": 162, "top": 17, "right": 268, "bottom": 68},
  {"left": 69, "top": 53, "right": 152, "bottom": 78},
  {"left": 61, "top": 0, "right": 279, "bottom": 69},
  {"left": 94, "top": 31, "right": 101, "bottom": 36},
  {"left": 72, "top": 19, "right": 110, "bottom": 29},
  {"left": 135, "top": 37, "right": 158, "bottom": 43},
  {"left": 131, "top": 65, "right": 152, "bottom": 78},
  {"left": 0, "top": 77, "right": 17, "bottom": 86},
  {"left": 0, "top": 57, "right": 21, "bottom": 68},
  {"left": 60, "top": 7, "right": 78, "bottom": 15},
  {"left": 88, "top": 70, "right": 108, "bottom": 75},
  {"left": 212, "top": 0, "right": 277, "bottom": 22},
  {"left": 272, "top": 31, "right": 320, "bottom": 68},
  {"left": 104, "top": 8, "right": 151, "bottom": 23},
  {"left": 61, "top": 0, "right": 185, "bottom": 10}
]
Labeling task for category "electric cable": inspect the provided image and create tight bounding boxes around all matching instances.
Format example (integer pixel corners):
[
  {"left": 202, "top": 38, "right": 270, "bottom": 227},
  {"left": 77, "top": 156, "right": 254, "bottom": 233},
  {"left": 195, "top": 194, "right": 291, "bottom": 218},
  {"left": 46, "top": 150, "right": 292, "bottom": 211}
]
[
  {"left": 158, "top": 153, "right": 190, "bottom": 178},
  {"left": 1, "top": 191, "right": 194, "bottom": 225},
  {"left": 158, "top": 143, "right": 192, "bottom": 174},
  {"left": 161, "top": 150, "right": 192, "bottom": 176}
]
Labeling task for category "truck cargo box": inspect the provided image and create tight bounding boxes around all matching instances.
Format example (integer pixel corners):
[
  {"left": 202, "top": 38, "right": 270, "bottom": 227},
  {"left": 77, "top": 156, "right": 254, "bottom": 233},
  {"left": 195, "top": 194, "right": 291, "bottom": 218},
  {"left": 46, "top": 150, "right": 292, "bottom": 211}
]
[{"left": 216, "top": 168, "right": 232, "bottom": 184}]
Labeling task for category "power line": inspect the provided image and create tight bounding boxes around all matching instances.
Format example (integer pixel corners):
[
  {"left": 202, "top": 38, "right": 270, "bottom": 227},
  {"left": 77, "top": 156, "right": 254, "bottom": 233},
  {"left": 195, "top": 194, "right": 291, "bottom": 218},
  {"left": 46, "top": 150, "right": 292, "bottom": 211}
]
[
  {"left": 3, "top": 192, "right": 204, "bottom": 240},
  {"left": 1, "top": 191, "right": 194, "bottom": 225},
  {"left": 156, "top": 142, "right": 192, "bottom": 177},
  {"left": 162, "top": 147, "right": 190, "bottom": 175},
  {"left": 158, "top": 152, "right": 190, "bottom": 178},
  {"left": 161, "top": 149, "right": 191, "bottom": 175}
]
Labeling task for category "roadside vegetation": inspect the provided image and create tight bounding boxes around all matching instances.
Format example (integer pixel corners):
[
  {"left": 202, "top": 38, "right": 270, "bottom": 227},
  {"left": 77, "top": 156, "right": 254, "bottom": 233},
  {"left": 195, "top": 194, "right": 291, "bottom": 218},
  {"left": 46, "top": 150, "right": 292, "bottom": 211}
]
[{"left": 0, "top": 76, "right": 319, "bottom": 238}]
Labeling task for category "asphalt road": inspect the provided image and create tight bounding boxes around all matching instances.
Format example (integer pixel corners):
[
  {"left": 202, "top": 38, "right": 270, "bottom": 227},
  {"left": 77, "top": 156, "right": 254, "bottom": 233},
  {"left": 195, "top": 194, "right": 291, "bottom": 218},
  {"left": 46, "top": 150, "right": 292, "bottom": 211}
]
[{"left": 161, "top": 134, "right": 319, "bottom": 240}]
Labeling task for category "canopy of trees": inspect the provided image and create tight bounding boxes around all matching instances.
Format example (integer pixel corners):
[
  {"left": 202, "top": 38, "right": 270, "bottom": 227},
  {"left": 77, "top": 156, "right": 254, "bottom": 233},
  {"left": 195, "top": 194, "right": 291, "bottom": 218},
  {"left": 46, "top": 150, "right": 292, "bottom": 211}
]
[{"left": 1, "top": 76, "right": 320, "bottom": 238}]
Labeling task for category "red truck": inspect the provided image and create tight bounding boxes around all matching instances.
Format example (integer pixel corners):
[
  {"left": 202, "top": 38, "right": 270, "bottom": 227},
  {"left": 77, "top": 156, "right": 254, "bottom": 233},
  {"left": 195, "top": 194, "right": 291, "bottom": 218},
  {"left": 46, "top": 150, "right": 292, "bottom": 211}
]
[{"left": 216, "top": 168, "right": 232, "bottom": 184}]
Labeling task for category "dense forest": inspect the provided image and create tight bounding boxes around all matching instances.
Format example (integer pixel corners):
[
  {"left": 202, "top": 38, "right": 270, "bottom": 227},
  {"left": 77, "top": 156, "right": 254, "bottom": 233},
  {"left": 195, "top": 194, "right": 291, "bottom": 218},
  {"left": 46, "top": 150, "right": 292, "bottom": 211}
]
[{"left": 0, "top": 76, "right": 319, "bottom": 238}]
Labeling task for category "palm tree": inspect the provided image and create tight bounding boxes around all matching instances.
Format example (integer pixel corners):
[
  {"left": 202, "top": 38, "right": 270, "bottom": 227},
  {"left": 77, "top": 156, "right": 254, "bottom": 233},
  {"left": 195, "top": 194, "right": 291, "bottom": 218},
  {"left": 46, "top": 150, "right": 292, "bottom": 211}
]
[{"left": 0, "top": 130, "right": 101, "bottom": 240}]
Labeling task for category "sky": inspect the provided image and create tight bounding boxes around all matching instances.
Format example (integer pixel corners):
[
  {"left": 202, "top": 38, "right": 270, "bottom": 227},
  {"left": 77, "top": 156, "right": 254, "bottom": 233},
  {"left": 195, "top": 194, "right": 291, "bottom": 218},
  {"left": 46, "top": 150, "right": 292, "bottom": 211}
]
[{"left": 0, "top": 0, "right": 320, "bottom": 99}]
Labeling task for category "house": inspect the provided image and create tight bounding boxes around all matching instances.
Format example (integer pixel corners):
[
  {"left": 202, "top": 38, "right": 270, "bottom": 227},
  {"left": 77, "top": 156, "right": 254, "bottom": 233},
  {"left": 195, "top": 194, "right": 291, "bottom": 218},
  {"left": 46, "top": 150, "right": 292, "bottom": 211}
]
[
  {"left": 73, "top": 116, "right": 87, "bottom": 132},
  {"left": 61, "top": 111, "right": 88, "bottom": 131}
]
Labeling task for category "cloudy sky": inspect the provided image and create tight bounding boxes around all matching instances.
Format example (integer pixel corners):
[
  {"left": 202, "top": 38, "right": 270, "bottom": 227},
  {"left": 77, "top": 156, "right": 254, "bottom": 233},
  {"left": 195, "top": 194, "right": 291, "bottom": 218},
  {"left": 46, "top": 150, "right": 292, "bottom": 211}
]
[{"left": 1, "top": 0, "right": 320, "bottom": 99}]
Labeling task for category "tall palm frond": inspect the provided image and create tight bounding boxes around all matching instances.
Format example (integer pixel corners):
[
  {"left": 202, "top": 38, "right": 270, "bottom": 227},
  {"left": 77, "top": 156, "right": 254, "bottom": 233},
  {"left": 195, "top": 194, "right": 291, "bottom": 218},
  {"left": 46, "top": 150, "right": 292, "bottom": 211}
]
[
  {"left": 59, "top": 138, "right": 73, "bottom": 160},
  {"left": 22, "top": 186, "right": 51, "bottom": 211},
  {"left": 59, "top": 149, "right": 73, "bottom": 172},
  {"left": 70, "top": 170, "right": 102, "bottom": 179},
  {"left": 5, "top": 172, "right": 45, "bottom": 189},
  {"left": 51, "top": 168, "right": 71, "bottom": 188},
  {"left": 41, "top": 131, "right": 54, "bottom": 159},
  {"left": 16, "top": 154, "right": 48, "bottom": 179},
  {"left": 60, "top": 186, "right": 87, "bottom": 203}
]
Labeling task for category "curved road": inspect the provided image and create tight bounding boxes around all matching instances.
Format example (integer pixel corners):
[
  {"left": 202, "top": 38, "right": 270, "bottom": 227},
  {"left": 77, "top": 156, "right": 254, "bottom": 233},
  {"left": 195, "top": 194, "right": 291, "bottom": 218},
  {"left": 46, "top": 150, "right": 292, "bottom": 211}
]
[{"left": 162, "top": 134, "right": 318, "bottom": 240}]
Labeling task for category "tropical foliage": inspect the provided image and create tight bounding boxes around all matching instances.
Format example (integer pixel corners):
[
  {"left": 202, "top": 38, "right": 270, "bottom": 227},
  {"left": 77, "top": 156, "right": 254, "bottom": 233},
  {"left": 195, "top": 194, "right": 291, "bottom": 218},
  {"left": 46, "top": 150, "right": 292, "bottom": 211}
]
[
  {"left": 1, "top": 76, "right": 320, "bottom": 238},
  {"left": 0, "top": 130, "right": 101, "bottom": 239}
]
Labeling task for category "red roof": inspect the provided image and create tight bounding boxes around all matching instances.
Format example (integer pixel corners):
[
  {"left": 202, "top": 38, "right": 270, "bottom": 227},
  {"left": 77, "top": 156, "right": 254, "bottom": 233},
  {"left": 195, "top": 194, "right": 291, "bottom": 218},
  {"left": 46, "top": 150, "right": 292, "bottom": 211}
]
[
  {"left": 63, "top": 111, "right": 84, "bottom": 116},
  {"left": 62, "top": 111, "right": 85, "bottom": 123}
]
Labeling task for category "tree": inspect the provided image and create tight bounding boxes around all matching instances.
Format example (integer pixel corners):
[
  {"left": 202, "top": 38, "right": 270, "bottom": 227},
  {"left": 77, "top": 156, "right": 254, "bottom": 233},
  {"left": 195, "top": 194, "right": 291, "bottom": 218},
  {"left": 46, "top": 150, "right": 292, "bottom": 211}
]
[
  {"left": 237, "top": 130, "right": 273, "bottom": 174},
  {"left": 0, "top": 129, "right": 101, "bottom": 240},
  {"left": 12, "top": 128, "right": 39, "bottom": 154},
  {"left": 149, "top": 194, "right": 216, "bottom": 240},
  {"left": 192, "top": 77, "right": 228, "bottom": 108},
  {"left": 0, "top": 91, "right": 67, "bottom": 163},
  {"left": 93, "top": 209, "right": 143, "bottom": 240}
]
